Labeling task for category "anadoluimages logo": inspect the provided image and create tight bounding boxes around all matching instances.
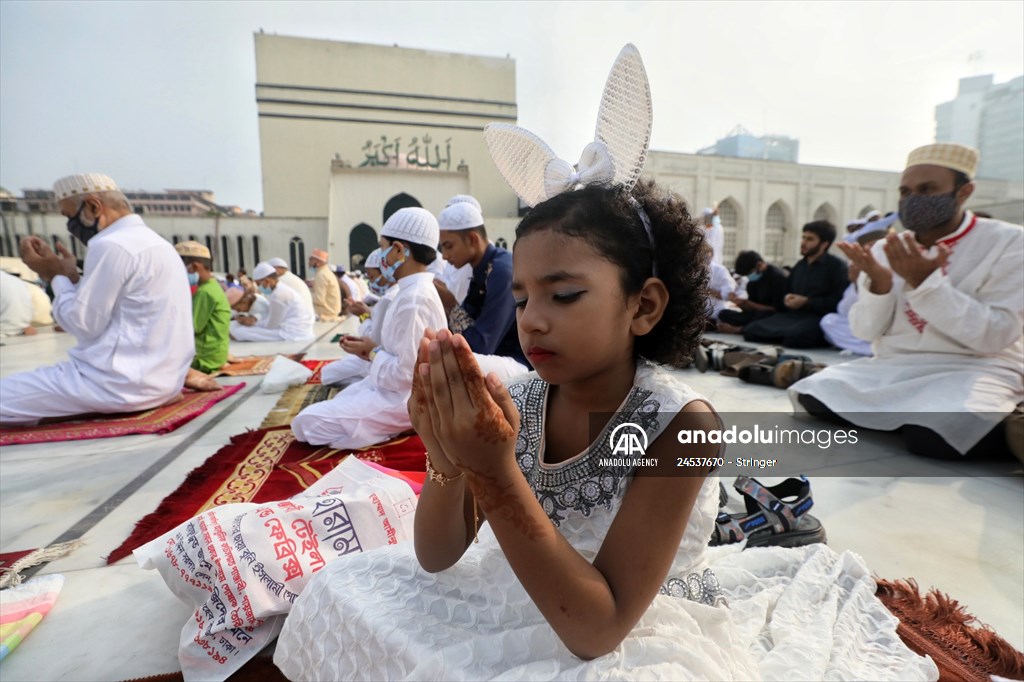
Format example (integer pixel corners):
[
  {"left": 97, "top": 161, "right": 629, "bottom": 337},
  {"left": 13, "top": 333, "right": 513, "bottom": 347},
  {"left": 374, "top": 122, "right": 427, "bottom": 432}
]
[{"left": 609, "top": 422, "right": 648, "bottom": 456}]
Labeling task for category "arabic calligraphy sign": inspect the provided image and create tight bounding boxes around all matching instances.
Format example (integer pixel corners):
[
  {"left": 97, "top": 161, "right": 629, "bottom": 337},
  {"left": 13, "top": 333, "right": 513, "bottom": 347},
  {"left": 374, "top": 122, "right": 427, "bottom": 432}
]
[{"left": 359, "top": 134, "right": 453, "bottom": 170}]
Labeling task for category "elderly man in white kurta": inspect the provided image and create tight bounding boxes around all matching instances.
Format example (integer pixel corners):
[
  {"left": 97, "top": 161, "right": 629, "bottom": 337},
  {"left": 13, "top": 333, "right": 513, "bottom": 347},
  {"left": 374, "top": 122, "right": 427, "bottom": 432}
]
[
  {"left": 790, "top": 144, "right": 1024, "bottom": 458},
  {"left": 291, "top": 207, "right": 447, "bottom": 449},
  {"left": 268, "top": 257, "right": 315, "bottom": 312},
  {"left": 0, "top": 173, "right": 193, "bottom": 425},
  {"left": 230, "top": 262, "right": 315, "bottom": 342}
]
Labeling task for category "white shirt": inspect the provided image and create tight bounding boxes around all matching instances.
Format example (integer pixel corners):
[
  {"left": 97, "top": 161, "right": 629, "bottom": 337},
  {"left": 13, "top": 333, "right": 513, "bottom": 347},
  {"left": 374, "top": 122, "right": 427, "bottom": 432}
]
[
  {"left": 340, "top": 273, "right": 361, "bottom": 302},
  {"left": 441, "top": 261, "right": 473, "bottom": 304},
  {"left": 260, "top": 282, "right": 315, "bottom": 341},
  {"left": 368, "top": 271, "right": 447, "bottom": 395},
  {"left": 0, "top": 269, "right": 33, "bottom": 336},
  {"left": 707, "top": 261, "right": 737, "bottom": 318},
  {"left": 278, "top": 270, "right": 315, "bottom": 313},
  {"left": 705, "top": 215, "right": 725, "bottom": 266},
  {"left": 50, "top": 214, "right": 194, "bottom": 400}
]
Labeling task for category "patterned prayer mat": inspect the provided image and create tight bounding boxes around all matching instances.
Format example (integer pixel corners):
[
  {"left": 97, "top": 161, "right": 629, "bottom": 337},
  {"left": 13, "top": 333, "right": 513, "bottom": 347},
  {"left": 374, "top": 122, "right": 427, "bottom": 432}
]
[
  {"left": 213, "top": 354, "right": 305, "bottom": 377},
  {"left": 106, "top": 426, "right": 426, "bottom": 564},
  {"left": 259, "top": 382, "right": 339, "bottom": 429},
  {"left": 300, "top": 359, "right": 329, "bottom": 384},
  {"left": 0, "top": 384, "right": 246, "bottom": 446}
]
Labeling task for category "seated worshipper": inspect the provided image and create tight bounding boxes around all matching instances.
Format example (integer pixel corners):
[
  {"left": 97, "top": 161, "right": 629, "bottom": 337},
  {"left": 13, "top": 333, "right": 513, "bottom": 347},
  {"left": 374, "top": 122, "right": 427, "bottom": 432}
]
[
  {"left": 717, "top": 250, "right": 788, "bottom": 333},
  {"left": 819, "top": 225, "right": 893, "bottom": 356},
  {"left": 267, "top": 256, "right": 314, "bottom": 312},
  {"left": 308, "top": 248, "right": 342, "bottom": 321},
  {"left": 0, "top": 269, "right": 38, "bottom": 337},
  {"left": 229, "top": 262, "right": 315, "bottom": 342},
  {"left": 175, "top": 241, "right": 230, "bottom": 390},
  {"left": 321, "top": 251, "right": 401, "bottom": 389},
  {"left": 702, "top": 204, "right": 724, "bottom": 265},
  {"left": 434, "top": 201, "right": 529, "bottom": 369},
  {"left": 274, "top": 45, "right": 936, "bottom": 680},
  {"left": 291, "top": 207, "right": 447, "bottom": 449},
  {"left": 437, "top": 194, "right": 479, "bottom": 303},
  {"left": 703, "top": 242, "right": 736, "bottom": 328},
  {"left": 0, "top": 173, "right": 193, "bottom": 425},
  {"left": 792, "top": 143, "right": 1024, "bottom": 459},
  {"left": 335, "top": 265, "right": 362, "bottom": 313},
  {"left": 739, "top": 221, "right": 848, "bottom": 348}
]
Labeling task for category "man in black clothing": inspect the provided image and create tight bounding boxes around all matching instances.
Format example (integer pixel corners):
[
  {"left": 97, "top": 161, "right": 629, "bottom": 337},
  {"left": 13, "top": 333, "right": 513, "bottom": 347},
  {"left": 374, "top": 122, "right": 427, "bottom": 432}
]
[
  {"left": 717, "top": 250, "right": 788, "bottom": 333},
  {"left": 740, "top": 221, "right": 848, "bottom": 348}
]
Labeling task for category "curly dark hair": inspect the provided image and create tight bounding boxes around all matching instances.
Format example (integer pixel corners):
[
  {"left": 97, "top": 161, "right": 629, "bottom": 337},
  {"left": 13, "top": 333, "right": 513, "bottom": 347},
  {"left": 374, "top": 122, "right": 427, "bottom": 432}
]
[{"left": 514, "top": 180, "right": 709, "bottom": 368}]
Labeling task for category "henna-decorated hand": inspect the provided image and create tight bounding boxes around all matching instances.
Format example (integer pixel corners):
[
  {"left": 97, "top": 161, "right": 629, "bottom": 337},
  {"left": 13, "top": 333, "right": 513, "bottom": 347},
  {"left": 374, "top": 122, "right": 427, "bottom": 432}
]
[
  {"left": 423, "top": 329, "right": 519, "bottom": 476},
  {"left": 409, "top": 329, "right": 454, "bottom": 474}
]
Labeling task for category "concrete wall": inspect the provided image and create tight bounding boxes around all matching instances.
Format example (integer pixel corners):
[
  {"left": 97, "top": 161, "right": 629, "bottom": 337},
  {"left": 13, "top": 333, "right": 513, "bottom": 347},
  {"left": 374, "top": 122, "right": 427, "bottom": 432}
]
[{"left": 255, "top": 34, "right": 518, "bottom": 221}]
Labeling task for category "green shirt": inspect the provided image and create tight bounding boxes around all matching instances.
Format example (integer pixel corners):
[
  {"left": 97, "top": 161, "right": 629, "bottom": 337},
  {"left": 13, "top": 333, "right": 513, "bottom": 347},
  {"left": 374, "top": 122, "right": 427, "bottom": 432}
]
[{"left": 191, "top": 279, "right": 231, "bottom": 373}]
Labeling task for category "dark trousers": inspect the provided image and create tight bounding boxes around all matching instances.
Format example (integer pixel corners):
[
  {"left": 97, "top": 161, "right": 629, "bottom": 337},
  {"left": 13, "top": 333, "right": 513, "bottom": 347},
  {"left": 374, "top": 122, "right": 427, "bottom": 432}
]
[
  {"left": 797, "top": 394, "right": 1012, "bottom": 460},
  {"left": 742, "top": 312, "right": 826, "bottom": 348},
  {"left": 718, "top": 308, "right": 774, "bottom": 328}
]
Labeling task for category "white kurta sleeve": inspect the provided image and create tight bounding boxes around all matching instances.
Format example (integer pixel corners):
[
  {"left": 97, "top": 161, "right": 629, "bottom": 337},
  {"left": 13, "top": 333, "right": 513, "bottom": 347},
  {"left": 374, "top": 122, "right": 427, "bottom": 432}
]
[
  {"left": 51, "top": 241, "right": 132, "bottom": 342},
  {"left": 903, "top": 231, "right": 1024, "bottom": 354},
  {"left": 369, "top": 296, "right": 432, "bottom": 395},
  {"left": 848, "top": 242, "right": 898, "bottom": 341}
]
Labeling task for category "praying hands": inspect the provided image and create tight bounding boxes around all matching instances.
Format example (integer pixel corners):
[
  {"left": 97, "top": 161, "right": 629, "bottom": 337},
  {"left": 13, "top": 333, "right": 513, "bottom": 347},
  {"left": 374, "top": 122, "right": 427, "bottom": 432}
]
[
  {"left": 19, "top": 236, "right": 79, "bottom": 284},
  {"left": 882, "top": 232, "right": 950, "bottom": 288}
]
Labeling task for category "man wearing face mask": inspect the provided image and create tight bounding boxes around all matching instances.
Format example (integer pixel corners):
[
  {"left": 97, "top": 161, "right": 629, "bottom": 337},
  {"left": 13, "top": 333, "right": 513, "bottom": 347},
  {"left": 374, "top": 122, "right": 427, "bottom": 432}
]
[
  {"left": 229, "top": 262, "right": 316, "bottom": 342},
  {"left": 308, "top": 248, "right": 342, "bottom": 322},
  {"left": 175, "top": 241, "right": 230, "bottom": 383},
  {"left": 0, "top": 173, "right": 193, "bottom": 425},
  {"left": 791, "top": 143, "right": 1023, "bottom": 459}
]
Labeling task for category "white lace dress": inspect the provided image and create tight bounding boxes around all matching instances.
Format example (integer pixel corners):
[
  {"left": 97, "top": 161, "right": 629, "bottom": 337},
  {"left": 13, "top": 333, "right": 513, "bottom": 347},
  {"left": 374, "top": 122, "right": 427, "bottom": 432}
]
[{"left": 275, "top": 364, "right": 937, "bottom": 681}]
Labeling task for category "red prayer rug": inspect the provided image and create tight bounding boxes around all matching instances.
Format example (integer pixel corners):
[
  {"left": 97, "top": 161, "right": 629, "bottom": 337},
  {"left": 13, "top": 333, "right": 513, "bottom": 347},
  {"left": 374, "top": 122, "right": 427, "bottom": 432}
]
[
  {"left": 0, "top": 384, "right": 246, "bottom": 446},
  {"left": 106, "top": 426, "right": 426, "bottom": 564},
  {"left": 301, "top": 359, "right": 330, "bottom": 384}
]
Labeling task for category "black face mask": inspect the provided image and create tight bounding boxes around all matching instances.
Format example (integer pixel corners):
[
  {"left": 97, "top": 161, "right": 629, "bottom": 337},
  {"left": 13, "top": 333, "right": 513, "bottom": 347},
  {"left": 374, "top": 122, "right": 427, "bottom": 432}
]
[
  {"left": 898, "top": 190, "right": 959, "bottom": 233},
  {"left": 66, "top": 202, "right": 99, "bottom": 245}
]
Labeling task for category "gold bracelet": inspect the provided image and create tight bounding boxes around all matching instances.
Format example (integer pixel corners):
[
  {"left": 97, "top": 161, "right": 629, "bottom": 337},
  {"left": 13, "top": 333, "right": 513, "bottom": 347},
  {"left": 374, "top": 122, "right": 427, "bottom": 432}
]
[{"left": 425, "top": 453, "right": 464, "bottom": 485}]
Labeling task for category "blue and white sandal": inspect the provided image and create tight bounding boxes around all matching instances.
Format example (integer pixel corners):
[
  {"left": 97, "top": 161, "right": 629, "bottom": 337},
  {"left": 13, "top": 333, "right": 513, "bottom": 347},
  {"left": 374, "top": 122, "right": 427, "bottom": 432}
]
[{"left": 710, "top": 476, "right": 827, "bottom": 548}]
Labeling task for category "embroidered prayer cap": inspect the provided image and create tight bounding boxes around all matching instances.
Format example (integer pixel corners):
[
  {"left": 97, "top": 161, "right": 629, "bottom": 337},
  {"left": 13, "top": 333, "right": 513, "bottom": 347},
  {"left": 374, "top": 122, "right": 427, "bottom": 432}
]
[
  {"left": 905, "top": 143, "right": 979, "bottom": 179},
  {"left": 445, "top": 194, "right": 482, "bottom": 211},
  {"left": 268, "top": 257, "right": 288, "bottom": 269},
  {"left": 438, "top": 202, "right": 484, "bottom": 231},
  {"left": 226, "top": 287, "right": 244, "bottom": 305},
  {"left": 174, "top": 240, "right": 210, "bottom": 259},
  {"left": 381, "top": 207, "right": 440, "bottom": 248},
  {"left": 484, "top": 44, "right": 652, "bottom": 208},
  {"left": 311, "top": 249, "right": 329, "bottom": 262},
  {"left": 252, "top": 262, "right": 277, "bottom": 281},
  {"left": 52, "top": 173, "right": 120, "bottom": 200},
  {"left": 364, "top": 248, "right": 383, "bottom": 269}
]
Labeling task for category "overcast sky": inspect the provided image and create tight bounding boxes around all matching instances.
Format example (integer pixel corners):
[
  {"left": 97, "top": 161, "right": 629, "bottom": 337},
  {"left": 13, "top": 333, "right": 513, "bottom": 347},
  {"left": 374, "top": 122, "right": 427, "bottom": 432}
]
[{"left": 1, "top": 0, "right": 1021, "bottom": 212}]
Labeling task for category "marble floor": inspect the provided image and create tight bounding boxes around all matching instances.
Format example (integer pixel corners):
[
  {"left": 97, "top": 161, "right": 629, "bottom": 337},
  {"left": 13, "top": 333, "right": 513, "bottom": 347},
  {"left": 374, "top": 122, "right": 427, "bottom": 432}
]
[{"left": 0, "top": 325, "right": 1021, "bottom": 680}]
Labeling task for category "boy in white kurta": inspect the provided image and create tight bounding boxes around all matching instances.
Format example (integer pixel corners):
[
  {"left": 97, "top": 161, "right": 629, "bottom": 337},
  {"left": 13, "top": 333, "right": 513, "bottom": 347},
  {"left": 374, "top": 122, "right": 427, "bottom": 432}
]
[
  {"left": 230, "top": 262, "right": 315, "bottom": 342},
  {"left": 0, "top": 173, "right": 194, "bottom": 424},
  {"left": 791, "top": 143, "right": 1023, "bottom": 457},
  {"left": 291, "top": 208, "right": 447, "bottom": 449}
]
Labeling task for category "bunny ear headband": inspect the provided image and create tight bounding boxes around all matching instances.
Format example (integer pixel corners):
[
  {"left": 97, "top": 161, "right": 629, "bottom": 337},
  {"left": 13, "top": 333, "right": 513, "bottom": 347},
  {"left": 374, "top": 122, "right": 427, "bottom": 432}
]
[{"left": 483, "top": 44, "right": 653, "bottom": 208}]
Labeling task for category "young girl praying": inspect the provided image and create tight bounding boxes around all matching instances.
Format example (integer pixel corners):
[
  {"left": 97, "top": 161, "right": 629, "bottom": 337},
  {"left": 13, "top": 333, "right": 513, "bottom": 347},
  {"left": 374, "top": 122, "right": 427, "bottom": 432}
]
[{"left": 273, "top": 45, "right": 937, "bottom": 681}]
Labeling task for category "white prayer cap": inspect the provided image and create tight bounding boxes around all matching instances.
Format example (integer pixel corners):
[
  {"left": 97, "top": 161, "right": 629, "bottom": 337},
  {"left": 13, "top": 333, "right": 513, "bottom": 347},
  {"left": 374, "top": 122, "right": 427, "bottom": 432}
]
[
  {"left": 846, "top": 218, "right": 866, "bottom": 228},
  {"left": 174, "top": 240, "right": 210, "bottom": 259},
  {"left": 364, "top": 248, "right": 383, "bottom": 269},
  {"left": 445, "top": 194, "right": 482, "bottom": 211},
  {"left": 381, "top": 207, "right": 440, "bottom": 248},
  {"left": 53, "top": 173, "right": 120, "bottom": 200},
  {"left": 438, "top": 202, "right": 484, "bottom": 231},
  {"left": 268, "top": 257, "right": 288, "bottom": 269},
  {"left": 905, "top": 143, "right": 979, "bottom": 179},
  {"left": 864, "top": 210, "right": 882, "bottom": 221},
  {"left": 702, "top": 207, "right": 714, "bottom": 216},
  {"left": 252, "top": 262, "right": 277, "bottom": 280}
]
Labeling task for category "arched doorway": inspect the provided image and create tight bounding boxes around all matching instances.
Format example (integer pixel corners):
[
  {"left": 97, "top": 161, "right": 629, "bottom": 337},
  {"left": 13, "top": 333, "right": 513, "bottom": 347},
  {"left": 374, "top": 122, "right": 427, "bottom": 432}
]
[
  {"left": 813, "top": 202, "right": 837, "bottom": 226},
  {"left": 718, "top": 198, "right": 742, "bottom": 265},
  {"left": 764, "top": 201, "right": 790, "bottom": 264},
  {"left": 349, "top": 223, "right": 378, "bottom": 271},
  {"left": 383, "top": 193, "right": 421, "bottom": 225},
  {"left": 858, "top": 205, "right": 876, "bottom": 219}
]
